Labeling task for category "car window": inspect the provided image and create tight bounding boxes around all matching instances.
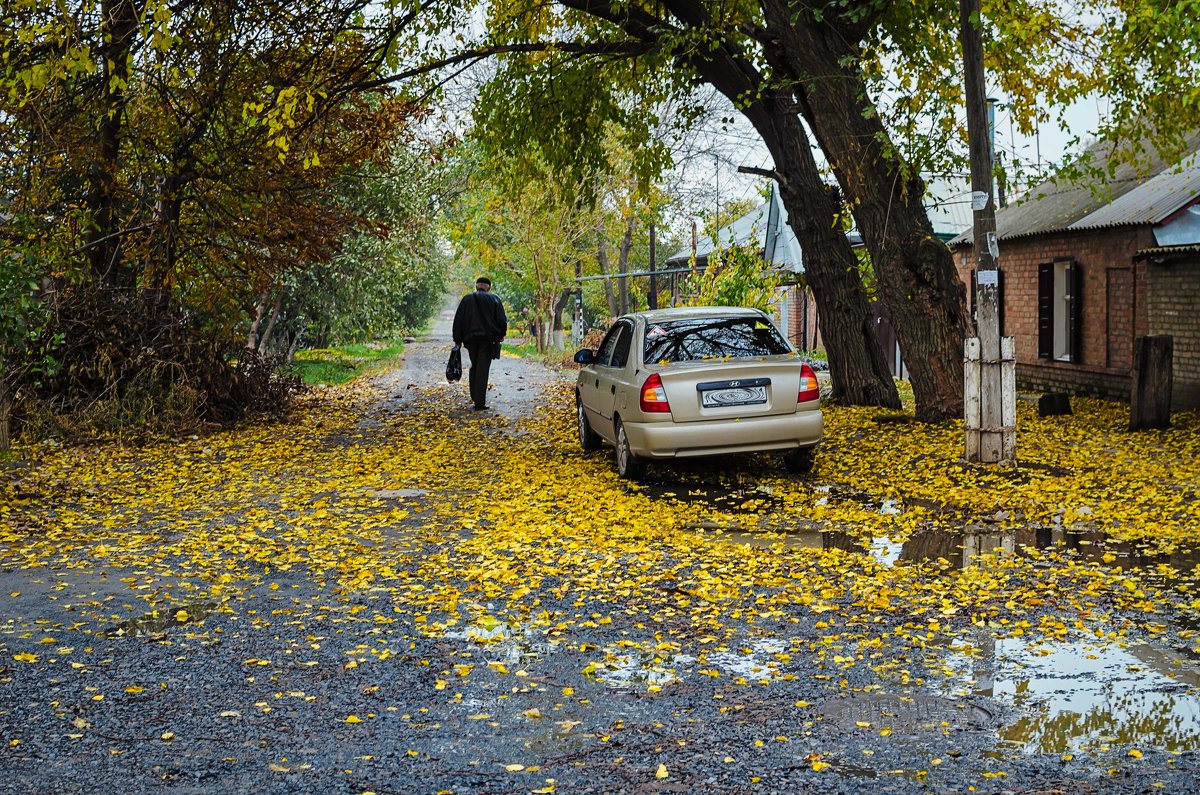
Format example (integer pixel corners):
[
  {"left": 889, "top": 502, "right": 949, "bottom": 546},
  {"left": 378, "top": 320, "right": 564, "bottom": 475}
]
[
  {"left": 610, "top": 324, "right": 633, "bottom": 368},
  {"left": 596, "top": 323, "right": 627, "bottom": 367},
  {"left": 643, "top": 316, "right": 790, "bottom": 363}
]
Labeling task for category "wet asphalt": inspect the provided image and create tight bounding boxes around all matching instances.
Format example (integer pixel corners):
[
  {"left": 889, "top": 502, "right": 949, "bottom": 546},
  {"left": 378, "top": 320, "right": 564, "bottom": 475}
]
[{"left": 1, "top": 306, "right": 1198, "bottom": 794}]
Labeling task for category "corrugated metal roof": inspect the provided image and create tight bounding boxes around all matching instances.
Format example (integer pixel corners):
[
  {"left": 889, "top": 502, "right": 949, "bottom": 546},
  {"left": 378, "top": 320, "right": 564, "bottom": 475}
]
[
  {"left": 1070, "top": 153, "right": 1200, "bottom": 230},
  {"left": 1134, "top": 243, "right": 1200, "bottom": 261},
  {"left": 951, "top": 129, "right": 1200, "bottom": 246}
]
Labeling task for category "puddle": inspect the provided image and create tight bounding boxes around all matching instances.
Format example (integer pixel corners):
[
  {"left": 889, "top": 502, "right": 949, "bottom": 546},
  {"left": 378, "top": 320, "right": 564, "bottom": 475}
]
[
  {"left": 105, "top": 601, "right": 219, "bottom": 637},
  {"left": 947, "top": 634, "right": 1200, "bottom": 754},
  {"left": 370, "top": 488, "right": 429, "bottom": 500},
  {"left": 637, "top": 477, "right": 785, "bottom": 514}
]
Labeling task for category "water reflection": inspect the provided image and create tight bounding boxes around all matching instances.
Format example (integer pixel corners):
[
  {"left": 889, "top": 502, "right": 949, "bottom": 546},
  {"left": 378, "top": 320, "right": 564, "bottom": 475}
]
[
  {"left": 698, "top": 521, "right": 1200, "bottom": 581},
  {"left": 105, "top": 601, "right": 218, "bottom": 637},
  {"left": 949, "top": 635, "right": 1200, "bottom": 754}
]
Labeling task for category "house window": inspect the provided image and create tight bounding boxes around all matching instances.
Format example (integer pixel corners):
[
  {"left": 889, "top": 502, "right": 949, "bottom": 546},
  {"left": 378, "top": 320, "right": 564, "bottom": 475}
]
[{"left": 1038, "top": 259, "right": 1082, "bottom": 362}]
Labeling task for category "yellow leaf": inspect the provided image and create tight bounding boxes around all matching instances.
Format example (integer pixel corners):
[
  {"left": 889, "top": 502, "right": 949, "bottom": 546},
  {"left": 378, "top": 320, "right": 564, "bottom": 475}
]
[
  {"left": 467, "top": 713, "right": 491, "bottom": 720},
  {"left": 345, "top": 715, "right": 362, "bottom": 724},
  {"left": 503, "top": 763, "right": 525, "bottom": 772},
  {"left": 655, "top": 763, "right": 668, "bottom": 779},
  {"left": 125, "top": 686, "right": 144, "bottom": 694},
  {"left": 160, "top": 732, "right": 175, "bottom": 741},
  {"left": 13, "top": 652, "right": 37, "bottom": 663},
  {"left": 1128, "top": 749, "right": 1143, "bottom": 759}
]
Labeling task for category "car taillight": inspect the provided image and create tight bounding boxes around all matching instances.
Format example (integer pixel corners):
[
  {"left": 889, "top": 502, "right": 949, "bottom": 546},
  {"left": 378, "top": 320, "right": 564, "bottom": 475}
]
[
  {"left": 798, "top": 364, "right": 820, "bottom": 404},
  {"left": 640, "top": 373, "right": 671, "bottom": 413}
]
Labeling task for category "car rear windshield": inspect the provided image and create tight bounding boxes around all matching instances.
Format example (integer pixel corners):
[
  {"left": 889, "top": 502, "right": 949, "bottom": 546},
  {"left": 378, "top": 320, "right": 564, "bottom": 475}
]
[{"left": 642, "top": 316, "right": 791, "bottom": 363}]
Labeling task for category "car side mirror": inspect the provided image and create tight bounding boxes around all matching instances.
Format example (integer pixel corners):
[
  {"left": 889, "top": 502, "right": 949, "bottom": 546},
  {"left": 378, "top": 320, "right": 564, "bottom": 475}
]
[{"left": 573, "top": 349, "right": 596, "bottom": 365}]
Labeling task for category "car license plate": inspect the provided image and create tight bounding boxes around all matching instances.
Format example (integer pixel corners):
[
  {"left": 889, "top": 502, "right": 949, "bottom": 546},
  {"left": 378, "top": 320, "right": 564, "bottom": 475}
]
[{"left": 700, "top": 385, "right": 767, "bottom": 408}]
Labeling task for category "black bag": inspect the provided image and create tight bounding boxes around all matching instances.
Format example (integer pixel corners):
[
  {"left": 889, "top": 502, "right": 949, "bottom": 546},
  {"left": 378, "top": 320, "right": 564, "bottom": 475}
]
[
  {"left": 491, "top": 339, "right": 502, "bottom": 360},
  {"left": 446, "top": 347, "right": 462, "bottom": 382}
]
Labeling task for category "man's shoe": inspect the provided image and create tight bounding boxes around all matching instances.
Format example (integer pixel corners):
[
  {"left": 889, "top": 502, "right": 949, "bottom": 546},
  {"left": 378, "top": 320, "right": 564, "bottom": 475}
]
[{"left": 473, "top": 405, "right": 487, "bottom": 411}]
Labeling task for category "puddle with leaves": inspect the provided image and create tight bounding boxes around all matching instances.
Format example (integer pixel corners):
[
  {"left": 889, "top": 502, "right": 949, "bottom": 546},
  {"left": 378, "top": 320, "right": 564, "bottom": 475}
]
[
  {"left": 105, "top": 601, "right": 219, "bottom": 637},
  {"left": 945, "top": 633, "right": 1200, "bottom": 754}
]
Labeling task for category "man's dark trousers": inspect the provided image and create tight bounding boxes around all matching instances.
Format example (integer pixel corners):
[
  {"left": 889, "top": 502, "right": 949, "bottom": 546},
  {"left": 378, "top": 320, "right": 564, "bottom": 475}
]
[{"left": 465, "top": 339, "right": 493, "bottom": 409}]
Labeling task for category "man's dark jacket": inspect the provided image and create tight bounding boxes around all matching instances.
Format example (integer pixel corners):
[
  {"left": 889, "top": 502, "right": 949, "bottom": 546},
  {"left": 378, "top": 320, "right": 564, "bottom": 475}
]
[{"left": 452, "top": 290, "right": 507, "bottom": 345}]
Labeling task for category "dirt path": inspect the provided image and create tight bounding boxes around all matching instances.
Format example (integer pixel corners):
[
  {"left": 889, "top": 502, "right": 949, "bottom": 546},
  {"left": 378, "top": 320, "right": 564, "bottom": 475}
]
[{"left": 371, "top": 303, "right": 571, "bottom": 422}]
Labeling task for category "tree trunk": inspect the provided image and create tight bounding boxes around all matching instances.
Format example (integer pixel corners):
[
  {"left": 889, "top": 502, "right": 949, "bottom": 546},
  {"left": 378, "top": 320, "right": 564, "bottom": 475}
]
[
  {"left": 246, "top": 290, "right": 269, "bottom": 351},
  {"left": 596, "top": 223, "right": 618, "bottom": 318},
  {"left": 285, "top": 320, "right": 306, "bottom": 364},
  {"left": 617, "top": 215, "right": 634, "bottom": 315},
  {"left": 679, "top": 35, "right": 899, "bottom": 407},
  {"left": 559, "top": 0, "right": 899, "bottom": 409},
  {"left": 0, "top": 375, "right": 11, "bottom": 454},
  {"left": 750, "top": 108, "right": 901, "bottom": 408},
  {"left": 257, "top": 293, "right": 283, "bottom": 356},
  {"left": 85, "top": 0, "right": 139, "bottom": 288},
  {"left": 758, "top": 1, "right": 970, "bottom": 419},
  {"left": 552, "top": 288, "right": 573, "bottom": 349}
]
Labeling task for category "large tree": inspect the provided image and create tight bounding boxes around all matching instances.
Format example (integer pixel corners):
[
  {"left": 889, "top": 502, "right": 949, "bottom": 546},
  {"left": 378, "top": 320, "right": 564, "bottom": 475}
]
[
  {"left": 468, "top": 9, "right": 903, "bottom": 409},
  {"left": 0, "top": 0, "right": 438, "bottom": 424}
]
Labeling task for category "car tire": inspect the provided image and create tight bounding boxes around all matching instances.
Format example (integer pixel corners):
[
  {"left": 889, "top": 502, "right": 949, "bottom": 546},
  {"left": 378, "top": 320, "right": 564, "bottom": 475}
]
[
  {"left": 614, "top": 418, "right": 645, "bottom": 480},
  {"left": 782, "top": 447, "right": 816, "bottom": 474},
  {"left": 577, "top": 395, "right": 601, "bottom": 452}
]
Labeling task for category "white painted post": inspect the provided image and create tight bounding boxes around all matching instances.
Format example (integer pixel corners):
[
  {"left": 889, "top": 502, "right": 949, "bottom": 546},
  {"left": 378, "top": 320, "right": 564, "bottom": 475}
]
[
  {"left": 1000, "top": 336, "right": 1017, "bottom": 462},
  {"left": 964, "top": 337, "right": 981, "bottom": 461}
]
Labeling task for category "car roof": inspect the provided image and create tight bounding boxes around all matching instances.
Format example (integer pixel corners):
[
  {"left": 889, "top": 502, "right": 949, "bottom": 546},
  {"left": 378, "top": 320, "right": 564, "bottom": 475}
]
[{"left": 624, "top": 306, "right": 766, "bottom": 324}]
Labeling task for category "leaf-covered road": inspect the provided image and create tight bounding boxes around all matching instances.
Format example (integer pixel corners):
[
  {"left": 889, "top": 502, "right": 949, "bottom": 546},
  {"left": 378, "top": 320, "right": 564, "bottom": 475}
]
[{"left": 3, "top": 321, "right": 1200, "bottom": 793}]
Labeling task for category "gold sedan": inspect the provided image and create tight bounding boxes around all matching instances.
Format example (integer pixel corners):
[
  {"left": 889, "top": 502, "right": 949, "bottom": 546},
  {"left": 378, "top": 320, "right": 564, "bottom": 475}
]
[{"left": 573, "top": 306, "right": 823, "bottom": 479}]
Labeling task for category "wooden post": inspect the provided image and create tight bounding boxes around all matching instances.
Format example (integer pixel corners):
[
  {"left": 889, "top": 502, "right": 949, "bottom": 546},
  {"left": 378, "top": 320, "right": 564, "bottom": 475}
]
[
  {"left": 964, "top": 337, "right": 981, "bottom": 459},
  {"left": 1000, "top": 336, "right": 1016, "bottom": 462},
  {"left": 1130, "top": 335, "right": 1173, "bottom": 430}
]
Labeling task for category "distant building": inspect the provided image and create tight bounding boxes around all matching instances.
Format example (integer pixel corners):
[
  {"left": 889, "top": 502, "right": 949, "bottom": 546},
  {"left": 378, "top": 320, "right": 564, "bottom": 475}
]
[{"left": 667, "top": 180, "right": 974, "bottom": 369}]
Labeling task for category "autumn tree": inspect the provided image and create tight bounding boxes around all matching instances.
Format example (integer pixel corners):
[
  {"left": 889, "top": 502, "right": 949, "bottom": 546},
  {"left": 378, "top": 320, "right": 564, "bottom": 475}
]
[
  {"left": 449, "top": 2, "right": 905, "bottom": 411},
  {"left": 0, "top": 0, "right": 441, "bottom": 431},
  {"left": 445, "top": 146, "right": 598, "bottom": 352}
]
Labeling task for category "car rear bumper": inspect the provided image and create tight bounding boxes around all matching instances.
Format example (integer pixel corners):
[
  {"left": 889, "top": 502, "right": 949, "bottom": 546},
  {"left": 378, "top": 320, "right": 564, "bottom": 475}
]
[{"left": 623, "top": 410, "right": 822, "bottom": 459}]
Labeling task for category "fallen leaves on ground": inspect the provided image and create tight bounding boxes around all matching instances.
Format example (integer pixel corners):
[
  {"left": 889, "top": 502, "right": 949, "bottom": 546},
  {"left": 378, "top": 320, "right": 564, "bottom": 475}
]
[{"left": 1, "top": 375, "right": 1198, "bottom": 775}]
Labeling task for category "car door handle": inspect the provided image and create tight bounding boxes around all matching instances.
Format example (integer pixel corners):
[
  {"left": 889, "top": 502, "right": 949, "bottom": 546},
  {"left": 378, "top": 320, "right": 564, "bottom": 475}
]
[
  {"left": 594, "top": 379, "right": 599, "bottom": 388},
  {"left": 610, "top": 385, "right": 616, "bottom": 394}
]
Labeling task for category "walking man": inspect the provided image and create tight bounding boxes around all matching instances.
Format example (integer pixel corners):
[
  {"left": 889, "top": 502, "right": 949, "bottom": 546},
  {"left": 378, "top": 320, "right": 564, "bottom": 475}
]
[{"left": 452, "top": 276, "right": 507, "bottom": 411}]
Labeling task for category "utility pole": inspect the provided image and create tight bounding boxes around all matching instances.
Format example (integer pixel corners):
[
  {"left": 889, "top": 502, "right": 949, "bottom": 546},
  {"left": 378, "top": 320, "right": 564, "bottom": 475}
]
[{"left": 960, "top": 0, "right": 1015, "bottom": 463}]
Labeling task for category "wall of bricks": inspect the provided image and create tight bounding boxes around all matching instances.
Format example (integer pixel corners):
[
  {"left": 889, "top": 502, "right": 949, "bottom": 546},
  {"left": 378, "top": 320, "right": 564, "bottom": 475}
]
[
  {"left": 1145, "top": 257, "right": 1200, "bottom": 408},
  {"left": 782, "top": 285, "right": 823, "bottom": 352},
  {"left": 954, "top": 226, "right": 1162, "bottom": 402}
]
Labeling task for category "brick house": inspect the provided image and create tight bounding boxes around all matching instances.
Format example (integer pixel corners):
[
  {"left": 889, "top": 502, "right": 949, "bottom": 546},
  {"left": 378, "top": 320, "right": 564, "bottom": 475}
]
[{"left": 950, "top": 132, "right": 1200, "bottom": 409}]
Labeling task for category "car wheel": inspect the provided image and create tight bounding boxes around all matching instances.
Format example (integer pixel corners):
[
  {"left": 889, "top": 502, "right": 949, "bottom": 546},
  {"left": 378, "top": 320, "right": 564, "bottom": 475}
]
[
  {"left": 782, "top": 447, "right": 815, "bottom": 474},
  {"left": 577, "top": 395, "right": 601, "bottom": 452},
  {"left": 614, "top": 418, "right": 645, "bottom": 480}
]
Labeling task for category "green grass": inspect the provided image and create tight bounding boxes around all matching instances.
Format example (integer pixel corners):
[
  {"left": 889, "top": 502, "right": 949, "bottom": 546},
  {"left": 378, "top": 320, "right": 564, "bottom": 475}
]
[
  {"left": 290, "top": 340, "right": 407, "bottom": 386},
  {"left": 500, "top": 337, "right": 539, "bottom": 357}
]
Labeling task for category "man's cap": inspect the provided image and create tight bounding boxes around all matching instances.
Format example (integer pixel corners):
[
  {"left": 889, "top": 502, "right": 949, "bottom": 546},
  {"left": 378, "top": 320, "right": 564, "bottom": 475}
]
[{"left": 475, "top": 276, "right": 491, "bottom": 286}]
